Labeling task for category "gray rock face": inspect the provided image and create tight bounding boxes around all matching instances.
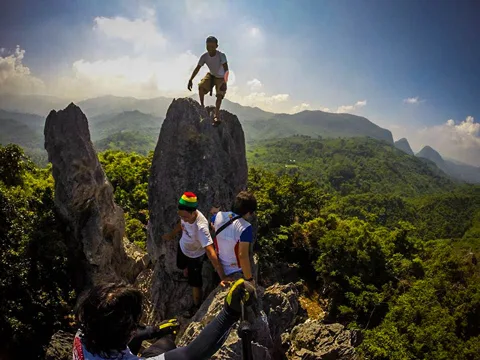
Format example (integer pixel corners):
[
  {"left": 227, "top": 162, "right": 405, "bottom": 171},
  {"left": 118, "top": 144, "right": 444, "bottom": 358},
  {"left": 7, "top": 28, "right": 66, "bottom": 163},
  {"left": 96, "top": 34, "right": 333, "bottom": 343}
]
[
  {"left": 178, "top": 282, "right": 301, "bottom": 360},
  {"left": 394, "top": 138, "right": 414, "bottom": 156},
  {"left": 147, "top": 98, "right": 248, "bottom": 318},
  {"left": 44, "top": 103, "right": 144, "bottom": 288},
  {"left": 288, "top": 320, "right": 361, "bottom": 360}
]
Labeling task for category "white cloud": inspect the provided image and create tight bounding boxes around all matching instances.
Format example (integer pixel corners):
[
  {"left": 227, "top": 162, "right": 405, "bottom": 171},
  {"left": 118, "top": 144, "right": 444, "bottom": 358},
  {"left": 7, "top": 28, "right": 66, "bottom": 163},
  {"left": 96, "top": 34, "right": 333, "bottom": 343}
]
[
  {"left": 249, "top": 27, "right": 260, "bottom": 37},
  {"left": 291, "top": 103, "right": 311, "bottom": 113},
  {"left": 0, "top": 45, "right": 45, "bottom": 95},
  {"left": 400, "top": 116, "right": 480, "bottom": 166},
  {"left": 94, "top": 12, "right": 166, "bottom": 51},
  {"left": 336, "top": 100, "right": 367, "bottom": 113},
  {"left": 247, "top": 78, "right": 262, "bottom": 91},
  {"left": 403, "top": 96, "right": 424, "bottom": 104}
]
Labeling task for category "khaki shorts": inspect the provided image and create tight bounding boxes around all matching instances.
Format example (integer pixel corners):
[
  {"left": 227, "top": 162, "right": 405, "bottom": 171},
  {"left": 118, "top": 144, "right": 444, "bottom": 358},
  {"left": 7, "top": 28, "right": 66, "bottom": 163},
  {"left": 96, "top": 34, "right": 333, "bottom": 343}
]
[{"left": 199, "top": 73, "right": 227, "bottom": 98}]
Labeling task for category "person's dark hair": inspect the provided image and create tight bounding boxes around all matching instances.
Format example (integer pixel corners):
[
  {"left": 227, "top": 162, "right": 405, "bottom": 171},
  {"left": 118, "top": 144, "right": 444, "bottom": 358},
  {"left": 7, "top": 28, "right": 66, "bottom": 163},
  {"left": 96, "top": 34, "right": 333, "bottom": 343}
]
[
  {"left": 232, "top": 191, "right": 257, "bottom": 216},
  {"left": 206, "top": 36, "right": 218, "bottom": 44},
  {"left": 178, "top": 204, "right": 197, "bottom": 213},
  {"left": 75, "top": 282, "right": 143, "bottom": 357}
]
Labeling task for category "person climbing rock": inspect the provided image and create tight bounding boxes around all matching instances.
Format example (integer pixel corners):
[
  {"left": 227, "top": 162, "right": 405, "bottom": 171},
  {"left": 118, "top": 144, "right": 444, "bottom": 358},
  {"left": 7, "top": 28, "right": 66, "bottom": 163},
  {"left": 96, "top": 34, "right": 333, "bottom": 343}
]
[
  {"left": 212, "top": 191, "right": 257, "bottom": 286},
  {"left": 209, "top": 203, "right": 221, "bottom": 231},
  {"left": 162, "top": 192, "right": 230, "bottom": 317},
  {"left": 187, "top": 36, "right": 229, "bottom": 126},
  {"left": 73, "top": 279, "right": 256, "bottom": 359}
]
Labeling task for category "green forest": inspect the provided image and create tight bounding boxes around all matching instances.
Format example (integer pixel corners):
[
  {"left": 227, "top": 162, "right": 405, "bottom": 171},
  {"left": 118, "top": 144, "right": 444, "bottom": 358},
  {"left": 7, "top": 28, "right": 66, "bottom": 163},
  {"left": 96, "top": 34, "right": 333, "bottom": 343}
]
[{"left": 1, "top": 138, "right": 480, "bottom": 359}]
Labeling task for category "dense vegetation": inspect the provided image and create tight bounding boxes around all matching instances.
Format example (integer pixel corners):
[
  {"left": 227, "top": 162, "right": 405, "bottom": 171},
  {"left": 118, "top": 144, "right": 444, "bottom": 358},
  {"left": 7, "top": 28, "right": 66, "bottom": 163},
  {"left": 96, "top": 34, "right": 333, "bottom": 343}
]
[
  {"left": 94, "top": 131, "right": 158, "bottom": 155},
  {"left": 249, "top": 166, "right": 480, "bottom": 359},
  {"left": 0, "top": 145, "right": 74, "bottom": 359},
  {"left": 2, "top": 137, "right": 480, "bottom": 359},
  {"left": 98, "top": 150, "right": 152, "bottom": 250},
  {"left": 247, "top": 136, "right": 455, "bottom": 196}
]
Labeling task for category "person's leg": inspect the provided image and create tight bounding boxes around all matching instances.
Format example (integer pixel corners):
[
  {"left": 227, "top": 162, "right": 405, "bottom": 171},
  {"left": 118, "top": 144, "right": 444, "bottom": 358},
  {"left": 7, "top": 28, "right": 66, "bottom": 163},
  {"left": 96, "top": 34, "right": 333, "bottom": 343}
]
[
  {"left": 199, "top": 88, "right": 206, "bottom": 107},
  {"left": 176, "top": 243, "right": 188, "bottom": 278},
  {"left": 192, "top": 286, "right": 202, "bottom": 307},
  {"left": 188, "top": 255, "right": 204, "bottom": 307},
  {"left": 215, "top": 96, "right": 223, "bottom": 120},
  {"left": 198, "top": 74, "right": 211, "bottom": 107},
  {"left": 213, "top": 78, "right": 226, "bottom": 124}
]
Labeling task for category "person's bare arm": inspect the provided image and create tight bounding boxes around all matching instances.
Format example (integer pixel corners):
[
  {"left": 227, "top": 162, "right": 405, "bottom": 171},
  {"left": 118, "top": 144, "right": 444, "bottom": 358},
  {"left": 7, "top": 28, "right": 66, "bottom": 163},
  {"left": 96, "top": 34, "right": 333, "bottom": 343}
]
[
  {"left": 222, "top": 62, "right": 229, "bottom": 72},
  {"left": 205, "top": 244, "right": 227, "bottom": 280},
  {"left": 238, "top": 242, "right": 252, "bottom": 280},
  {"left": 162, "top": 221, "right": 182, "bottom": 241},
  {"left": 188, "top": 65, "right": 202, "bottom": 91}
]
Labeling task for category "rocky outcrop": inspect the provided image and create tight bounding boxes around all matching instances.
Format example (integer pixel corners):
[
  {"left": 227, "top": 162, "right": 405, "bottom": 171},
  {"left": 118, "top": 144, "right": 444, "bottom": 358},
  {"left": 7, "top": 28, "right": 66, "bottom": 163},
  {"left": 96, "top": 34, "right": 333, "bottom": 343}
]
[
  {"left": 44, "top": 103, "right": 145, "bottom": 289},
  {"left": 287, "top": 321, "right": 362, "bottom": 360},
  {"left": 45, "top": 331, "right": 75, "bottom": 360},
  {"left": 394, "top": 138, "right": 414, "bottom": 156},
  {"left": 178, "top": 283, "right": 301, "bottom": 360},
  {"left": 148, "top": 98, "right": 248, "bottom": 318},
  {"left": 178, "top": 282, "right": 359, "bottom": 360}
]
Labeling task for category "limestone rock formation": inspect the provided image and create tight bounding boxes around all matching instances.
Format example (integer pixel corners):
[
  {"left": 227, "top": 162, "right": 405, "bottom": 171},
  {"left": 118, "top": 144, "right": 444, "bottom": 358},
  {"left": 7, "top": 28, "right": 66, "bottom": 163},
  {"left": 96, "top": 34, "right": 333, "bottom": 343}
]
[
  {"left": 44, "top": 103, "right": 145, "bottom": 288},
  {"left": 148, "top": 98, "right": 248, "bottom": 318},
  {"left": 394, "top": 138, "right": 414, "bottom": 156},
  {"left": 178, "top": 283, "right": 300, "bottom": 360},
  {"left": 287, "top": 320, "right": 361, "bottom": 360}
]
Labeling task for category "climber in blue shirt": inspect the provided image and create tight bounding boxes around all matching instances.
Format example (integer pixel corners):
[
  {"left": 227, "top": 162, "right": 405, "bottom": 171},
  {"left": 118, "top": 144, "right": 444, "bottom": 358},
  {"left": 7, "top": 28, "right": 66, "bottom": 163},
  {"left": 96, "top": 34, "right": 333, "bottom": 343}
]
[{"left": 73, "top": 279, "right": 255, "bottom": 360}]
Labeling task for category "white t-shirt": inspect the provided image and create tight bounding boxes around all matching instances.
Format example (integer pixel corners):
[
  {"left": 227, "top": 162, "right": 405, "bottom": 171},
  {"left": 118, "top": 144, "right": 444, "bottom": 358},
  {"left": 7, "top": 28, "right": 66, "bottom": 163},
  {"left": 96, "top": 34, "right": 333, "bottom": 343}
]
[
  {"left": 198, "top": 51, "right": 227, "bottom": 78},
  {"left": 212, "top": 212, "right": 253, "bottom": 276},
  {"left": 179, "top": 210, "right": 213, "bottom": 258}
]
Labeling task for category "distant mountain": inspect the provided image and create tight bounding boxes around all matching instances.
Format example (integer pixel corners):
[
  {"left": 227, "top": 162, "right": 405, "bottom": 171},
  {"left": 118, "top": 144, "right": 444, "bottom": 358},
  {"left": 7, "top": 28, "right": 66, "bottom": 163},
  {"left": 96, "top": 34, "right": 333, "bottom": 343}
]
[
  {"left": 190, "top": 94, "right": 393, "bottom": 143},
  {"left": 0, "top": 109, "right": 45, "bottom": 130},
  {"left": 248, "top": 136, "right": 454, "bottom": 196},
  {"left": 394, "top": 138, "right": 414, "bottom": 155},
  {"left": 239, "top": 110, "right": 393, "bottom": 143},
  {"left": 0, "top": 94, "right": 68, "bottom": 116},
  {"left": 89, "top": 110, "right": 162, "bottom": 141},
  {"left": 1, "top": 93, "right": 394, "bottom": 143},
  {"left": 78, "top": 95, "right": 172, "bottom": 118},
  {"left": 416, "top": 146, "right": 480, "bottom": 183}
]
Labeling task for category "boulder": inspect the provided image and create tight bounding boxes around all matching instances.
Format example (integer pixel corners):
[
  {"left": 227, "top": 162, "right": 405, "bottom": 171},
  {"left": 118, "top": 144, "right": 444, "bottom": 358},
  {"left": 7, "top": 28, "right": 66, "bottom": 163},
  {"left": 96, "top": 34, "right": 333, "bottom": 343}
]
[
  {"left": 287, "top": 320, "right": 362, "bottom": 360},
  {"left": 178, "top": 282, "right": 301, "bottom": 360},
  {"left": 147, "top": 98, "right": 248, "bottom": 318}
]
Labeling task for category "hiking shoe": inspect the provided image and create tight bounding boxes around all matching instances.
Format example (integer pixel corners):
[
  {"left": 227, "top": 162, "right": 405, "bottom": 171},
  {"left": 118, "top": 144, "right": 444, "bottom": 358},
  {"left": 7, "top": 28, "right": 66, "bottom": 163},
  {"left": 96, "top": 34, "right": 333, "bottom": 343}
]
[{"left": 212, "top": 117, "right": 222, "bottom": 127}]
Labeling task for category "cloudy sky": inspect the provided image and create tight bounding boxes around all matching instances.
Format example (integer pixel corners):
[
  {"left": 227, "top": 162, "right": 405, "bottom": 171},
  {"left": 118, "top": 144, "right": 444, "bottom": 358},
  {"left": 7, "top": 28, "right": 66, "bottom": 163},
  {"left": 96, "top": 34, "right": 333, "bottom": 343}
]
[{"left": 1, "top": 0, "right": 480, "bottom": 165}]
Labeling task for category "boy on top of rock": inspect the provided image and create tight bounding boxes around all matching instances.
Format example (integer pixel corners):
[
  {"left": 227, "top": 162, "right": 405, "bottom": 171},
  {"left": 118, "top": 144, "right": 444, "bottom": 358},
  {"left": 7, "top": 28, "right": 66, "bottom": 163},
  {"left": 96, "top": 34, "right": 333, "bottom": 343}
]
[{"left": 187, "top": 36, "right": 229, "bottom": 126}]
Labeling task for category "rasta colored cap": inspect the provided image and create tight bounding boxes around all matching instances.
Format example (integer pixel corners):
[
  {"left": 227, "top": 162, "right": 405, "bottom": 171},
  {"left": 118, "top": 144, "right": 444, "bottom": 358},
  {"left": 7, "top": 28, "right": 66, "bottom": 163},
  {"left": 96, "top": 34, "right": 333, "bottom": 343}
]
[
  {"left": 206, "top": 36, "right": 218, "bottom": 44},
  {"left": 179, "top": 192, "right": 198, "bottom": 209}
]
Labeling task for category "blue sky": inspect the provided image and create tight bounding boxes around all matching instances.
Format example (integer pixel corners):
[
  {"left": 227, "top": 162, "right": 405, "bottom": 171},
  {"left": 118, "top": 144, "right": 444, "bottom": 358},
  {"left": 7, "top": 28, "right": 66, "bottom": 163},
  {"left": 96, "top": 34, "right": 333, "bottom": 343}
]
[{"left": 1, "top": 0, "right": 480, "bottom": 163}]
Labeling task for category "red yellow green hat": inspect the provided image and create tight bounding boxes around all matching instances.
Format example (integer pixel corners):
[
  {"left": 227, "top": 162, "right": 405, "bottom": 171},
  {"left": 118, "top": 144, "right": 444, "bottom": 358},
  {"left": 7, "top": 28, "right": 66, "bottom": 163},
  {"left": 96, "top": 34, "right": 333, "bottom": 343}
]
[{"left": 179, "top": 192, "right": 198, "bottom": 209}]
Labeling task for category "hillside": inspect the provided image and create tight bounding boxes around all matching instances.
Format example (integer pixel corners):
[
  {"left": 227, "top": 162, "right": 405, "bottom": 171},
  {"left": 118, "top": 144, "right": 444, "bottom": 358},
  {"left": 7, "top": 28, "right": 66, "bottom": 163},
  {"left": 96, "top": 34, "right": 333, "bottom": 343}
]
[
  {"left": 1, "top": 93, "right": 394, "bottom": 144},
  {"left": 78, "top": 95, "right": 172, "bottom": 118},
  {"left": 94, "top": 130, "right": 158, "bottom": 155},
  {"left": 417, "top": 145, "right": 480, "bottom": 183},
  {"left": 247, "top": 136, "right": 455, "bottom": 196},
  {"left": 394, "top": 137, "right": 414, "bottom": 155},
  {"left": 89, "top": 110, "right": 162, "bottom": 141}
]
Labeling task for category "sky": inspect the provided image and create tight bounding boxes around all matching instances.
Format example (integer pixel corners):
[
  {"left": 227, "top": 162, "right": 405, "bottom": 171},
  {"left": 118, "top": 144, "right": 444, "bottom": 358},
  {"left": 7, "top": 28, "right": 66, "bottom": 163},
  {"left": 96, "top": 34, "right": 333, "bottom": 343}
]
[{"left": 1, "top": 0, "right": 480, "bottom": 165}]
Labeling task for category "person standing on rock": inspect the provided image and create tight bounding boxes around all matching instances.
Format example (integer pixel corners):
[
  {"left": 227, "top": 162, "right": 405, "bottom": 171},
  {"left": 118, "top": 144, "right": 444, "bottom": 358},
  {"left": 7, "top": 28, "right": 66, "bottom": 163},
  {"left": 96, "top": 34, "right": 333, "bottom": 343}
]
[
  {"left": 212, "top": 191, "right": 257, "bottom": 286},
  {"left": 162, "top": 192, "right": 230, "bottom": 317},
  {"left": 187, "top": 36, "right": 229, "bottom": 127}
]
